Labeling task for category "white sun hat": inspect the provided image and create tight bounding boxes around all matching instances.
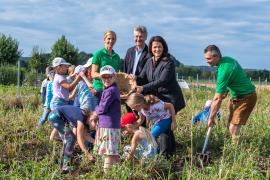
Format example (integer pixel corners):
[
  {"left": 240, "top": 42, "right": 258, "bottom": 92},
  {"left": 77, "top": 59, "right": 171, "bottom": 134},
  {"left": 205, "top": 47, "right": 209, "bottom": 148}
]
[
  {"left": 74, "top": 65, "right": 85, "bottom": 74},
  {"left": 52, "top": 57, "right": 70, "bottom": 67},
  {"left": 100, "top": 65, "right": 116, "bottom": 76},
  {"left": 204, "top": 100, "right": 212, "bottom": 108},
  {"left": 83, "top": 57, "right": 93, "bottom": 68}
]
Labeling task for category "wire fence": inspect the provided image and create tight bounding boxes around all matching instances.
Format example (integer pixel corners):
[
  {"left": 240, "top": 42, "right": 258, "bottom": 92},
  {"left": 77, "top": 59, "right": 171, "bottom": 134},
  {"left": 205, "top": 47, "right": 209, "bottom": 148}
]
[{"left": 177, "top": 74, "right": 270, "bottom": 90}]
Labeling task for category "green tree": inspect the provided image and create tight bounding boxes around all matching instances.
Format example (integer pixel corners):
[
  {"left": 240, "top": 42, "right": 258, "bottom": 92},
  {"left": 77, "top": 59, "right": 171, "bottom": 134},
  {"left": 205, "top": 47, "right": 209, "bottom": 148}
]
[
  {"left": 77, "top": 51, "right": 93, "bottom": 65},
  {"left": 0, "top": 33, "right": 22, "bottom": 65},
  {"left": 28, "top": 46, "right": 47, "bottom": 72},
  {"left": 28, "top": 46, "right": 47, "bottom": 87},
  {"left": 50, "top": 35, "right": 78, "bottom": 65}
]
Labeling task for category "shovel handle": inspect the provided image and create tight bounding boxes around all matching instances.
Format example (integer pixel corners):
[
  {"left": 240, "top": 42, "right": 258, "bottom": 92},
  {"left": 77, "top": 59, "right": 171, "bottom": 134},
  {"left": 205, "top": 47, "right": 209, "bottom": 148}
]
[{"left": 201, "top": 126, "right": 213, "bottom": 154}]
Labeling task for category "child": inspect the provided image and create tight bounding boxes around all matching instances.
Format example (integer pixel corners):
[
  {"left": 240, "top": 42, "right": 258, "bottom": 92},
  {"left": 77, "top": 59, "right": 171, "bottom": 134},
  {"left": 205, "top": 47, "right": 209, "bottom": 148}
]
[
  {"left": 192, "top": 100, "right": 221, "bottom": 124},
  {"left": 126, "top": 93, "right": 176, "bottom": 140},
  {"left": 121, "top": 112, "right": 158, "bottom": 160},
  {"left": 66, "top": 65, "right": 78, "bottom": 106},
  {"left": 40, "top": 66, "right": 53, "bottom": 105},
  {"left": 50, "top": 57, "right": 80, "bottom": 110},
  {"left": 94, "top": 65, "right": 121, "bottom": 173},
  {"left": 69, "top": 65, "right": 96, "bottom": 112},
  {"left": 49, "top": 64, "right": 97, "bottom": 172},
  {"left": 38, "top": 70, "right": 54, "bottom": 128},
  {"left": 79, "top": 57, "right": 98, "bottom": 109},
  {"left": 49, "top": 106, "right": 96, "bottom": 173},
  {"left": 67, "top": 65, "right": 76, "bottom": 83},
  {"left": 79, "top": 58, "right": 99, "bottom": 149},
  {"left": 80, "top": 57, "right": 98, "bottom": 107},
  {"left": 48, "top": 58, "right": 80, "bottom": 141}
]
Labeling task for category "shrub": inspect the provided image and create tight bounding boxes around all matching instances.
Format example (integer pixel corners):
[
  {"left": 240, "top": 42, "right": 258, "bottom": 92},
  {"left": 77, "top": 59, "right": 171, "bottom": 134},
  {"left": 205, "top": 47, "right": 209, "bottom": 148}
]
[
  {"left": 0, "top": 65, "right": 25, "bottom": 85},
  {"left": 24, "top": 70, "right": 46, "bottom": 87}
]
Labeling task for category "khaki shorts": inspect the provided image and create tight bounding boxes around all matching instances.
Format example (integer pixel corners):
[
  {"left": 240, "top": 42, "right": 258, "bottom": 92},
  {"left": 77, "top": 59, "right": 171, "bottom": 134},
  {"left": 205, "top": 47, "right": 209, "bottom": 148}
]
[{"left": 228, "top": 92, "right": 257, "bottom": 125}]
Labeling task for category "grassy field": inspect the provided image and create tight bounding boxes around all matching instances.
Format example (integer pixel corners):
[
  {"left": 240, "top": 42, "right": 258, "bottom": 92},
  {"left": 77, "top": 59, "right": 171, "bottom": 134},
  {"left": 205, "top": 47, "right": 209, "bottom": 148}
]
[{"left": 0, "top": 85, "right": 269, "bottom": 179}]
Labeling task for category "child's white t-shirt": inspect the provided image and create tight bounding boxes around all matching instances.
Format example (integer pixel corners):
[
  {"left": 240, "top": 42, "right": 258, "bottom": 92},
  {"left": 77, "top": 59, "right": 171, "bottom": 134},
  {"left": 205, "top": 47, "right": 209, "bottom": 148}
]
[
  {"left": 139, "top": 101, "right": 171, "bottom": 124},
  {"left": 52, "top": 74, "right": 69, "bottom": 101}
]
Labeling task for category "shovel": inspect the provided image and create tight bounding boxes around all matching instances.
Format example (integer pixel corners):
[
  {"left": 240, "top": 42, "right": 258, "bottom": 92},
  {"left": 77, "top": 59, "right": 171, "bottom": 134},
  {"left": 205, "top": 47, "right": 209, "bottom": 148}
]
[
  {"left": 196, "top": 126, "right": 213, "bottom": 165},
  {"left": 201, "top": 126, "right": 213, "bottom": 154}
]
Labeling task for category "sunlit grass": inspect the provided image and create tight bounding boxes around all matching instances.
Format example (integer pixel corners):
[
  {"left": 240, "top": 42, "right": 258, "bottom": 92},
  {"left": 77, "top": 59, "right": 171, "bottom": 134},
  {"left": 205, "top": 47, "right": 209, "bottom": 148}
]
[{"left": 0, "top": 86, "right": 269, "bottom": 179}]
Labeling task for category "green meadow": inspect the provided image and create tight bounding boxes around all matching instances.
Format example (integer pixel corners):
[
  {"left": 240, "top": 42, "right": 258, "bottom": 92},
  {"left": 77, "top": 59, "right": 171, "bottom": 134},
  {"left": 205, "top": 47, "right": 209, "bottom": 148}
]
[{"left": 0, "top": 85, "right": 269, "bottom": 179}]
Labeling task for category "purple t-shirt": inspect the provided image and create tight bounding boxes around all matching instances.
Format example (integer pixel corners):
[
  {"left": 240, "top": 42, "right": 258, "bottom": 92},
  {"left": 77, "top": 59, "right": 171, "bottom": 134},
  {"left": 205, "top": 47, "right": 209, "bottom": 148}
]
[
  {"left": 95, "top": 83, "right": 121, "bottom": 128},
  {"left": 52, "top": 74, "right": 69, "bottom": 101}
]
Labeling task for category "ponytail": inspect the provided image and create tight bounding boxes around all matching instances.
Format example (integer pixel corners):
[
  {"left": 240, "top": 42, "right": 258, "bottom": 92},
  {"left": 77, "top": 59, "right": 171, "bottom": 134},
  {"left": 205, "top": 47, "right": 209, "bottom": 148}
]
[{"left": 144, "top": 95, "right": 160, "bottom": 105}]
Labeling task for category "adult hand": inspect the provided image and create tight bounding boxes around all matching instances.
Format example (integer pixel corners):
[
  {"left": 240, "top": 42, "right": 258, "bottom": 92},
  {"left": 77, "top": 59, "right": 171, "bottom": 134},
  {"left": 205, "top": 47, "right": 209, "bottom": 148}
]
[
  {"left": 208, "top": 118, "right": 215, "bottom": 127},
  {"left": 136, "top": 86, "right": 143, "bottom": 93},
  {"left": 128, "top": 74, "right": 136, "bottom": 81}
]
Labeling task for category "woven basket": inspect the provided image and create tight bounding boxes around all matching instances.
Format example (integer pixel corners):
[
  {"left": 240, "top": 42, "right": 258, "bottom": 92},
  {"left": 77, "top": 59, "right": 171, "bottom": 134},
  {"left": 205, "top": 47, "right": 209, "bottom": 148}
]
[{"left": 115, "top": 72, "right": 136, "bottom": 100}]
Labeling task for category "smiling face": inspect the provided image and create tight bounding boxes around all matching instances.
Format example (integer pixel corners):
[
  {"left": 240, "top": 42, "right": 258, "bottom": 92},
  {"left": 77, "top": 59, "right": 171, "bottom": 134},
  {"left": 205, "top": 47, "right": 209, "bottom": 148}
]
[
  {"left": 104, "top": 34, "right": 116, "bottom": 51},
  {"left": 101, "top": 74, "right": 115, "bottom": 87},
  {"left": 204, "top": 51, "right": 220, "bottom": 66},
  {"left": 134, "top": 30, "right": 145, "bottom": 49},
  {"left": 56, "top": 64, "right": 69, "bottom": 75},
  {"left": 151, "top": 41, "right": 164, "bottom": 59}
]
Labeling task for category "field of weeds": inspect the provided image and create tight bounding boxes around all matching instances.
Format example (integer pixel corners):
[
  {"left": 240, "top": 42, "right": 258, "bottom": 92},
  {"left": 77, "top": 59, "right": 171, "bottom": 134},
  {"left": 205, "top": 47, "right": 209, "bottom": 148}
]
[{"left": 0, "top": 85, "right": 269, "bottom": 179}]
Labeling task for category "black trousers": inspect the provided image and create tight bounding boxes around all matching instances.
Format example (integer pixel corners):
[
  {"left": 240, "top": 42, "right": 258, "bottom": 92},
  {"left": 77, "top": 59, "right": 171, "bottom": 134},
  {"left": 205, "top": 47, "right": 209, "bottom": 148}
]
[{"left": 159, "top": 129, "right": 176, "bottom": 157}]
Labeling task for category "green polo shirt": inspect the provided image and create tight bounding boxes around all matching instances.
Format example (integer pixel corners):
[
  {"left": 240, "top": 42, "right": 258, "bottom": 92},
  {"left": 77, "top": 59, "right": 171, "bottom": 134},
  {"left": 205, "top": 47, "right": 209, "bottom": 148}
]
[
  {"left": 216, "top": 56, "right": 255, "bottom": 98},
  {"left": 92, "top": 48, "right": 121, "bottom": 91}
]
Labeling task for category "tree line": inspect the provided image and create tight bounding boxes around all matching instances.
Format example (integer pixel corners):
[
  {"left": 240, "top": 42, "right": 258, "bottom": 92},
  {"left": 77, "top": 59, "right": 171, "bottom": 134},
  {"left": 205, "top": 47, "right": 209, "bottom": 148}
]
[{"left": 0, "top": 33, "right": 269, "bottom": 81}]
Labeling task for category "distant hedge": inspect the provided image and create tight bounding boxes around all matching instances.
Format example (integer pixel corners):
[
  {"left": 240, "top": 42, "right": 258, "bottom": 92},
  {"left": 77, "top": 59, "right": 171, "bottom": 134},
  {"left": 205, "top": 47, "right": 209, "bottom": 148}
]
[{"left": 0, "top": 65, "right": 25, "bottom": 85}]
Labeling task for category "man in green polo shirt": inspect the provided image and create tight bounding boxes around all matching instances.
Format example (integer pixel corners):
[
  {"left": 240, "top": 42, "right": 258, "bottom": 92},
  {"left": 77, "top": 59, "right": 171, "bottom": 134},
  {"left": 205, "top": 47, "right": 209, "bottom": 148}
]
[{"left": 204, "top": 45, "right": 257, "bottom": 144}]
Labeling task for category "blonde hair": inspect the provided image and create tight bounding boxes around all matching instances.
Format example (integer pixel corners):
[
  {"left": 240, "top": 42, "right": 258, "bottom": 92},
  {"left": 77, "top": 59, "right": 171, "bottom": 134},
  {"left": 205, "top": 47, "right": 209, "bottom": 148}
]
[
  {"left": 139, "top": 126, "right": 158, "bottom": 148},
  {"left": 144, "top": 95, "right": 160, "bottom": 105},
  {"left": 126, "top": 93, "right": 160, "bottom": 108},
  {"left": 103, "top": 30, "right": 117, "bottom": 41},
  {"left": 90, "top": 112, "right": 98, "bottom": 123}
]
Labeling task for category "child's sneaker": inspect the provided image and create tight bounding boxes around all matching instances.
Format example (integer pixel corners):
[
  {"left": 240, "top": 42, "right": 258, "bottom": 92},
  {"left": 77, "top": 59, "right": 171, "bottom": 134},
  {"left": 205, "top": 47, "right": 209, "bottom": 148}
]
[
  {"left": 61, "top": 163, "right": 70, "bottom": 174},
  {"left": 61, "top": 156, "right": 71, "bottom": 174}
]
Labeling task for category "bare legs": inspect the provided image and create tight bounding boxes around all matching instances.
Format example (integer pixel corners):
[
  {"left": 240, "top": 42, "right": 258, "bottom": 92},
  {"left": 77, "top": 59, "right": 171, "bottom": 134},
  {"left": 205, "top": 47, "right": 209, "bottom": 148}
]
[
  {"left": 228, "top": 123, "right": 241, "bottom": 145},
  {"left": 104, "top": 155, "right": 119, "bottom": 173}
]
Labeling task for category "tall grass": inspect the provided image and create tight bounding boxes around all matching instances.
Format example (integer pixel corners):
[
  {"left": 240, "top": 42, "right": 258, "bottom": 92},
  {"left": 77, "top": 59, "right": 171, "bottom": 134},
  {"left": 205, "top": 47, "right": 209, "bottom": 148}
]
[{"left": 0, "top": 86, "right": 269, "bottom": 179}]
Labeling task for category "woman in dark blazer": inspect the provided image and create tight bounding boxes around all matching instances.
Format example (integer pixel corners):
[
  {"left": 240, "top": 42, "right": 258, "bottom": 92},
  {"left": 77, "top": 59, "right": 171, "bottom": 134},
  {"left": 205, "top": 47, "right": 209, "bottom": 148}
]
[
  {"left": 136, "top": 36, "right": 185, "bottom": 113},
  {"left": 135, "top": 36, "right": 185, "bottom": 156}
]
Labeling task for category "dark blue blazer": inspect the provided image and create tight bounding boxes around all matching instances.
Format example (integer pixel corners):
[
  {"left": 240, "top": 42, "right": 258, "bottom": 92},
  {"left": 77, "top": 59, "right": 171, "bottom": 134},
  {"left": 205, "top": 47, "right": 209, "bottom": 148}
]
[
  {"left": 137, "top": 55, "right": 185, "bottom": 113},
  {"left": 123, "top": 45, "right": 150, "bottom": 78}
]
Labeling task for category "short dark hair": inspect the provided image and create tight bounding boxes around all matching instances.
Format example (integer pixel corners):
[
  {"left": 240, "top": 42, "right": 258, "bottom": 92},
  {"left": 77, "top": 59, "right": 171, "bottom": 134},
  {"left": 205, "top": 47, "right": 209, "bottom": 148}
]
[
  {"left": 148, "top": 36, "right": 169, "bottom": 58},
  {"left": 204, "top": 45, "right": 222, "bottom": 58}
]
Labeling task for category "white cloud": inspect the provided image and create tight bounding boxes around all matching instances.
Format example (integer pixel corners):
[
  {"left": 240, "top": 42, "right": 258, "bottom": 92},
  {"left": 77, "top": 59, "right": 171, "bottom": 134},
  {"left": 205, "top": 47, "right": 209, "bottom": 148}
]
[{"left": 0, "top": 0, "right": 269, "bottom": 69}]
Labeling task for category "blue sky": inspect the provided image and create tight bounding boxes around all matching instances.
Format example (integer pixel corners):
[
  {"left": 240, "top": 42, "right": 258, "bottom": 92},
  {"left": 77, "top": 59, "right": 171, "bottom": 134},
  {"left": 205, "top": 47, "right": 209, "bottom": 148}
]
[{"left": 1, "top": 0, "right": 270, "bottom": 70}]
